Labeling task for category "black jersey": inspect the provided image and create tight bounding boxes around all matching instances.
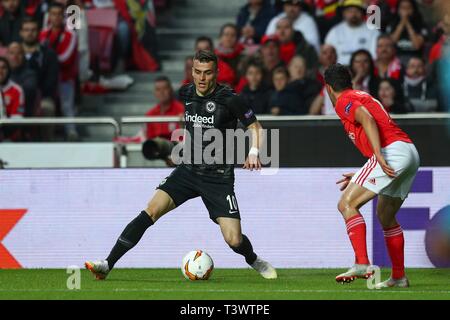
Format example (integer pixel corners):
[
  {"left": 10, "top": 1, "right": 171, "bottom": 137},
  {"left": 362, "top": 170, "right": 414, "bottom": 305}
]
[{"left": 178, "top": 83, "right": 257, "bottom": 179}]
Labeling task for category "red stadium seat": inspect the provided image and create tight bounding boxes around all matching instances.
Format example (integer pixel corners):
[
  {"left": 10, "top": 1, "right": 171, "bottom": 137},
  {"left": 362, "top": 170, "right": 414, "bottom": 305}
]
[{"left": 85, "top": 8, "right": 118, "bottom": 73}]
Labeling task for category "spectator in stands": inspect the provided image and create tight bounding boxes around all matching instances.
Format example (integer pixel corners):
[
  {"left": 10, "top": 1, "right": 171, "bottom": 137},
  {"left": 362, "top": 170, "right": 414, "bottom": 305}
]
[
  {"left": 350, "top": 49, "right": 380, "bottom": 96},
  {"left": 270, "top": 63, "right": 320, "bottom": 115},
  {"left": 325, "top": 0, "right": 380, "bottom": 65},
  {"left": 240, "top": 59, "right": 271, "bottom": 114},
  {"left": 195, "top": 36, "right": 214, "bottom": 52},
  {"left": 0, "top": 56, "right": 24, "bottom": 140},
  {"left": 215, "top": 23, "right": 245, "bottom": 87},
  {"left": 274, "top": 17, "right": 318, "bottom": 73},
  {"left": 142, "top": 76, "right": 184, "bottom": 141},
  {"left": 266, "top": 0, "right": 320, "bottom": 53},
  {"left": 375, "top": 34, "right": 403, "bottom": 80},
  {"left": 312, "top": 0, "right": 341, "bottom": 41},
  {"left": 317, "top": 44, "right": 337, "bottom": 82},
  {"left": 181, "top": 56, "right": 193, "bottom": 86},
  {"left": 0, "top": 0, "right": 24, "bottom": 46},
  {"left": 269, "top": 66, "right": 290, "bottom": 115},
  {"left": 237, "top": 0, "right": 275, "bottom": 45},
  {"left": 287, "top": 55, "right": 322, "bottom": 112},
  {"left": 20, "top": 17, "right": 59, "bottom": 125},
  {"left": 260, "top": 35, "right": 284, "bottom": 88},
  {"left": 386, "top": 0, "right": 428, "bottom": 64},
  {"left": 429, "top": 13, "right": 450, "bottom": 66},
  {"left": 310, "top": 44, "right": 338, "bottom": 115},
  {"left": 403, "top": 56, "right": 438, "bottom": 112},
  {"left": 377, "top": 78, "right": 411, "bottom": 113},
  {"left": 40, "top": 2, "right": 79, "bottom": 141},
  {"left": 6, "top": 42, "right": 38, "bottom": 118}
]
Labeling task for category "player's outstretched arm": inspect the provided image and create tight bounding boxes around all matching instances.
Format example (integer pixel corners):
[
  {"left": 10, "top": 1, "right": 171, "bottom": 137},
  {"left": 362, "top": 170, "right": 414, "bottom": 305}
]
[
  {"left": 355, "top": 107, "right": 396, "bottom": 178},
  {"left": 243, "top": 121, "right": 263, "bottom": 171}
]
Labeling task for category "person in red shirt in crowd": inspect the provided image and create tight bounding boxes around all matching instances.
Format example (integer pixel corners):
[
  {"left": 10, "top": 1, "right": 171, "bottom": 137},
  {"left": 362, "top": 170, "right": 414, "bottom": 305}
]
[
  {"left": 375, "top": 34, "right": 403, "bottom": 81},
  {"left": 181, "top": 56, "right": 194, "bottom": 86},
  {"left": 429, "top": 13, "right": 450, "bottom": 65},
  {"left": 274, "top": 17, "right": 318, "bottom": 75},
  {"left": 215, "top": 23, "right": 245, "bottom": 87},
  {"left": 39, "top": 2, "right": 79, "bottom": 141},
  {"left": 0, "top": 56, "right": 24, "bottom": 140},
  {"left": 259, "top": 34, "right": 285, "bottom": 88},
  {"left": 144, "top": 76, "right": 184, "bottom": 141},
  {"left": 325, "top": 63, "right": 419, "bottom": 289}
]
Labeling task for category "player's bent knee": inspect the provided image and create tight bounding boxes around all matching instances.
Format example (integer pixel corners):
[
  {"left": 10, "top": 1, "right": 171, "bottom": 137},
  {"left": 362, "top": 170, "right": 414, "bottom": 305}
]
[
  {"left": 144, "top": 205, "right": 161, "bottom": 223},
  {"left": 337, "top": 198, "right": 350, "bottom": 214},
  {"left": 224, "top": 235, "right": 242, "bottom": 248}
]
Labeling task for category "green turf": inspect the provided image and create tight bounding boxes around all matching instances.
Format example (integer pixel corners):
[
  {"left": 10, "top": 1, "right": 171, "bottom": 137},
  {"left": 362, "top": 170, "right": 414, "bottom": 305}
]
[{"left": 0, "top": 268, "right": 449, "bottom": 300}]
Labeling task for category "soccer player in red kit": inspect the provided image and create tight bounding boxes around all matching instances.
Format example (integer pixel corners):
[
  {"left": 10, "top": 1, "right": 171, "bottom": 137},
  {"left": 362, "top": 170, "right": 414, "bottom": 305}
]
[{"left": 324, "top": 64, "right": 420, "bottom": 288}]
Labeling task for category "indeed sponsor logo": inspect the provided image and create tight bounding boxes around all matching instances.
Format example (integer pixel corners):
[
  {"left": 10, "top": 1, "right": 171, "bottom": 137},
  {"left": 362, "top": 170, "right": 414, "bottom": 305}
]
[{"left": 185, "top": 112, "right": 214, "bottom": 127}]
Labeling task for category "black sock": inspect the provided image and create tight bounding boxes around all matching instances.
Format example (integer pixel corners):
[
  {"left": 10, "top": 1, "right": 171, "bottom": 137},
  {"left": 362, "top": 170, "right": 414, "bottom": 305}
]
[
  {"left": 106, "top": 210, "right": 154, "bottom": 270},
  {"left": 229, "top": 234, "right": 257, "bottom": 265}
]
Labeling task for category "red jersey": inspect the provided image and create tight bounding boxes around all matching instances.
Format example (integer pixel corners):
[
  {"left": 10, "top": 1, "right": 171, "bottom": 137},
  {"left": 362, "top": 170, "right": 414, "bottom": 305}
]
[
  {"left": 39, "top": 27, "right": 78, "bottom": 81},
  {"left": 335, "top": 89, "right": 412, "bottom": 158},
  {"left": 2, "top": 80, "right": 25, "bottom": 117},
  {"left": 146, "top": 99, "right": 184, "bottom": 140}
]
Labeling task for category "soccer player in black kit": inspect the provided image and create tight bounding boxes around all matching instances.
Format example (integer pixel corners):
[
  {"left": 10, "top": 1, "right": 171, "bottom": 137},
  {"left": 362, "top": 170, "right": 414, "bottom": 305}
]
[{"left": 85, "top": 50, "right": 277, "bottom": 280}]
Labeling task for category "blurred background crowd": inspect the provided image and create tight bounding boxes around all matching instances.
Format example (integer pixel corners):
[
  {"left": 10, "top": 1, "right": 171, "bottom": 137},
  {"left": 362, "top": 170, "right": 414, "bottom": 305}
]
[{"left": 0, "top": 0, "right": 449, "bottom": 143}]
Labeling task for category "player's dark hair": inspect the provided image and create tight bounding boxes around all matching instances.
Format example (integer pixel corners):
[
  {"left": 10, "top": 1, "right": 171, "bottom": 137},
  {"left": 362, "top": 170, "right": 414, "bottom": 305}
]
[
  {"left": 219, "top": 23, "right": 238, "bottom": 37},
  {"left": 0, "top": 57, "right": 11, "bottom": 85},
  {"left": 193, "top": 50, "right": 218, "bottom": 70},
  {"left": 324, "top": 64, "right": 353, "bottom": 92},
  {"left": 21, "top": 16, "right": 39, "bottom": 29},
  {"left": 195, "top": 36, "right": 214, "bottom": 51}
]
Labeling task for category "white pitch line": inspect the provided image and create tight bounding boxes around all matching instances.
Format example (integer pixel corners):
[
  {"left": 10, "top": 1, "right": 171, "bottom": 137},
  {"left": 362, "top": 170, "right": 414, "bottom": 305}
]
[{"left": 0, "top": 288, "right": 449, "bottom": 294}]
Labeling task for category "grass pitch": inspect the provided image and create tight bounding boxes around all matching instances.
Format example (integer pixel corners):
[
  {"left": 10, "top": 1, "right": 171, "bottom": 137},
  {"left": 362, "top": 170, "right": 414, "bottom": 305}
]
[{"left": 0, "top": 268, "right": 449, "bottom": 300}]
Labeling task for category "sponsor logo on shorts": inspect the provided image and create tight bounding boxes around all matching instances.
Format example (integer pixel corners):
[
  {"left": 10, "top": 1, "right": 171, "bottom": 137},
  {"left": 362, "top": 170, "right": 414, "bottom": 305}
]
[
  {"left": 368, "top": 178, "right": 376, "bottom": 185},
  {"left": 159, "top": 178, "right": 167, "bottom": 186}
]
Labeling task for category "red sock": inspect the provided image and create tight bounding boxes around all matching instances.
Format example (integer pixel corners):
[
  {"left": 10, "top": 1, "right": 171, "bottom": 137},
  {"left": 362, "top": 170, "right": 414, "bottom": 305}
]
[
  {"left": 345, "top": 214, "right": 370, "bottom": 265},
  {"left": 383, "top": 225, "right": 405, "bottom": 279}
]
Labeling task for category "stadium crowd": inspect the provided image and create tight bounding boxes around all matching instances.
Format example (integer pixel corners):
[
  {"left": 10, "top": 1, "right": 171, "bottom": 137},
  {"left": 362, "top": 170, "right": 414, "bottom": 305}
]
[{"left": 0, "top": 0, "right": 448, "bottom": 142}]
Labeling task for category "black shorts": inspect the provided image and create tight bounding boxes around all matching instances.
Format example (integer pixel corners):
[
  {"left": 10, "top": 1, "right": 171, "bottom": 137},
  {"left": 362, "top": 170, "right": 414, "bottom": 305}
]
[{"left": 156, "top": 165, "right": 241, "bottom": 223}]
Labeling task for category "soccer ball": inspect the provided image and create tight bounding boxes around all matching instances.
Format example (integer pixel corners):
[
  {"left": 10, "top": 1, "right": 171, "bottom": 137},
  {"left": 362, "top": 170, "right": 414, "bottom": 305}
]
[{"left": 181, "top": 250, "right": 214, "bottom": 280}]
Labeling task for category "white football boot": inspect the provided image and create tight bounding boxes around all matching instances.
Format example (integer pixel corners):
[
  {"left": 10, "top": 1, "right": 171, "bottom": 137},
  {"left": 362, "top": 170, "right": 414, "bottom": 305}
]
[
  {"left": 85, "top": 260, "right": 110, "bottom": 280},
  {"left": 251, "top": 257, "right": 277, "bottom": 279},
  {"left": 335, "top": 264, "right": 374, "bottom": 283},
  {"left": 375, "top": 277, "right": 410, "bottom": 289}
]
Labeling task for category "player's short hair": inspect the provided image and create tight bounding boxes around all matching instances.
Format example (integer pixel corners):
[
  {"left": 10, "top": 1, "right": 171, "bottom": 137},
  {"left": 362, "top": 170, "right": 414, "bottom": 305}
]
[
  {"left": 193, "top": 50, "right": 218, "bottom": 71},
  {"left": 324, "top": 64, "right": 353, "bottom": 92}
]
